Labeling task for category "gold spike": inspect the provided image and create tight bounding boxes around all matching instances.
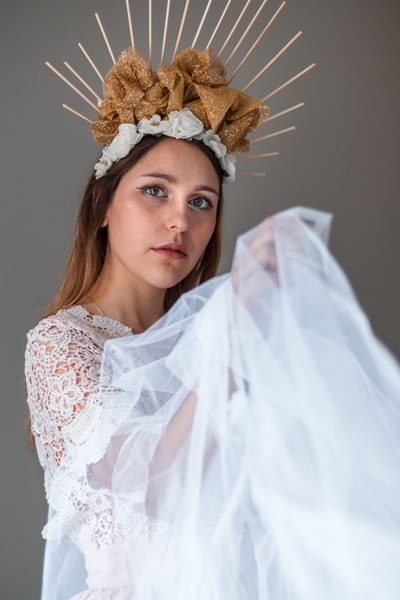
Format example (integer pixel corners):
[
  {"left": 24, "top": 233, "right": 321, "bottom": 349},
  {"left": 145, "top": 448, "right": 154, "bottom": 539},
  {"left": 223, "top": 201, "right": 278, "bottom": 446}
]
[
  {"left": 237, "top": 152, "right": 280, "bottom": 160},
  {"left": 161, "top": 0, "right": 172, "bottom": 64},
  {"left": 225, "top": 0, "right": 270, "bottom": 67},
  {"left": 148, "top": 0, "right": 153, "bottom": 66},
  {"left": 45, "top": 62, "right": 100, "bottom": 112},
  {"left": 78, "top": 43, "right": 104, "bottom": 82},
  {"left": 228, "top": 2, "right": 285, "bottom": 84},
  {"left": 250, "top": 126, "right": 295, "bottom": 144},
  {"left": 64, "top": 62, "right": 102, "bottom": 104},
  {"left": 206, "top": 0, "right": 232, "bottom": 48},
  {"left": 242, "top": 30, "right": 302, "bottom": 92},
  {"left": 125, "top": 0, "right": 135, "bottom": 52},
  {"left": 95, "top": 13, "right": 116, "bottom": 65},
  {"left": 62, "top": 104, "right": 94, "bottom": 124},
  {"left": 238, "top": 171, "right": 267, "bottom": 176},
  {"left": 173, "top": 0, "right": 191, "bottom": 59},
  {"left": 261, "top": 63, "right": 316, "bottom": 102},
  {"left": 191, "top": 0, "right": 214, "bottom": 48},
  {"left": 266, "top": 102, "right": 304, "bottom": 122},
  {"left": 217, "top": 0, "right": 251, "bottom": 57}
]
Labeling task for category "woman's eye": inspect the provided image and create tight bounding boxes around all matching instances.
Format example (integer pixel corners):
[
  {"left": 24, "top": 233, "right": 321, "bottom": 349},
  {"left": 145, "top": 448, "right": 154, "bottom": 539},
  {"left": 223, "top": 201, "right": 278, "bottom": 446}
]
[
  {"left": 190, "top": 197, "right": 212, "bottom": 209},
  {"left": 144, "top": 185, "right": 166, "bottom": 197},
  {"left": 137, "top": 185, "right": 167, "bottom": 198}
]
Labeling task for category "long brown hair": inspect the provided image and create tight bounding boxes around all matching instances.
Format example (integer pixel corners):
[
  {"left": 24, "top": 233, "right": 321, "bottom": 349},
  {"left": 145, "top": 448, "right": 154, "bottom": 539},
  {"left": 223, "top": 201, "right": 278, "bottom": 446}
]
[
  {"left": 28, "top": 136, "right": 225, "bottom": 447},
  {"left": 44, "top": 135, "right": 224, "bottom": 317}
]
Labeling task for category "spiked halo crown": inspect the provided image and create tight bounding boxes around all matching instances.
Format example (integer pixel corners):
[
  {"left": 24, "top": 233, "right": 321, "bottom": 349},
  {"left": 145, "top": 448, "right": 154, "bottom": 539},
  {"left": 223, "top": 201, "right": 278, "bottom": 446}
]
[{"left": 46, "top": 0, "right": 315, "bottom": 181}]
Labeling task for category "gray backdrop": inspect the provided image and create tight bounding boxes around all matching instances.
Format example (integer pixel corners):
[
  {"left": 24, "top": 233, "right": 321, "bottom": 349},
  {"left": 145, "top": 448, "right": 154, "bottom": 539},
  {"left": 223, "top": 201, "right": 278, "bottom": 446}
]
[{"left": 1, "top": 1, "right": 399, "bottom": 597}]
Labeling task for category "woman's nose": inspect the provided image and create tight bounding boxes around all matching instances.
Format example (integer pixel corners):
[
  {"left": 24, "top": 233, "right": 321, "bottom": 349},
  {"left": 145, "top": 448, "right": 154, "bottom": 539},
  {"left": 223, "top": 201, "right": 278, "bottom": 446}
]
[{"left": 165, "top": 199, "right": 189, "bottom": 232}]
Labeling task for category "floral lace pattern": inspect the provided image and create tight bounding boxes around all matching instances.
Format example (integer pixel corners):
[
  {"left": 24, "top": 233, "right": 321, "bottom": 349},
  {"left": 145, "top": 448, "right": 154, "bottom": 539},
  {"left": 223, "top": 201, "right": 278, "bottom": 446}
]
[{"left": 25, "top": 306, "right": 140, "bottom": 550}]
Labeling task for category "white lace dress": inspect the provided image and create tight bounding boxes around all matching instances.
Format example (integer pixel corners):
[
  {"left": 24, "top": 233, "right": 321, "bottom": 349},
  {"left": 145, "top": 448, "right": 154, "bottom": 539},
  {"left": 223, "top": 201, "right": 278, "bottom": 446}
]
[{"left": 25, "top": 306, "right": 141, "bottom": 599}]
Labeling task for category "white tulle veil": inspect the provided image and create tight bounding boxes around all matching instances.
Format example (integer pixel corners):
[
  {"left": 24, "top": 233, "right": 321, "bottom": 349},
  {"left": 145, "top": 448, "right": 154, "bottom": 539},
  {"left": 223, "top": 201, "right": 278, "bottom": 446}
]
[{"left": 73, "top": 207, "right": 400, "bottom": 599}]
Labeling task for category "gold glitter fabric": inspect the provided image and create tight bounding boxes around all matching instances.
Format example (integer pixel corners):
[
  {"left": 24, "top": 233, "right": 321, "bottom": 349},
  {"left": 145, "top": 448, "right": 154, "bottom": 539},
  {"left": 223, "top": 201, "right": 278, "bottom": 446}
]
[{"left": 91, "top": 48, "right": 270, "bottom": 153}]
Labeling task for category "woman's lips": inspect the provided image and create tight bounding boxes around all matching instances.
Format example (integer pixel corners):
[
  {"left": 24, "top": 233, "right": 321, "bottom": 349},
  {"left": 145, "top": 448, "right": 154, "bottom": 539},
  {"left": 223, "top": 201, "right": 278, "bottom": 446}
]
[{"left": 152, "top": 243, "right": 188, "bottom": 259}]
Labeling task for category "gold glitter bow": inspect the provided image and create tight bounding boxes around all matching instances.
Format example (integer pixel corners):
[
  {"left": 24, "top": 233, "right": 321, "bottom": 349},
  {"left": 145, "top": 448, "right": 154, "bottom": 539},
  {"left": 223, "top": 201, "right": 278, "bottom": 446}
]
[{"left": 91, "top": 47, "right": 270, "bottom": 154}]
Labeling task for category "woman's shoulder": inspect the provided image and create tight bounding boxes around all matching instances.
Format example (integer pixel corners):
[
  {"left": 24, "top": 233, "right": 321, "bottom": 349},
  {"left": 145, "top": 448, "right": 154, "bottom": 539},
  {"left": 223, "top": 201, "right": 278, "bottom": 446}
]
[
  {"left": 26, "top": 306, "right": 92, "bottom": 349},
  {"left": 27, "top": 305, "right": 131, "bottom": 345},
  {"left": 25, "top": 306, "right": 133, "bottom": 386}
]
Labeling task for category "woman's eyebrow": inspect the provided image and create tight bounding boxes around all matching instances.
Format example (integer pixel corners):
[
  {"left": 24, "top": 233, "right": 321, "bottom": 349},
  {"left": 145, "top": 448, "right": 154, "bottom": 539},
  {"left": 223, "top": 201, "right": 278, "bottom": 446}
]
[
  {"left": 138, "top": 172, "right": 219, "bottom": 196},
  {"left": 138, "top": 172, "right": 176, "bottom": 182},
  {"left": 192, "top": 184, "right": 219, "bottom": 196}
]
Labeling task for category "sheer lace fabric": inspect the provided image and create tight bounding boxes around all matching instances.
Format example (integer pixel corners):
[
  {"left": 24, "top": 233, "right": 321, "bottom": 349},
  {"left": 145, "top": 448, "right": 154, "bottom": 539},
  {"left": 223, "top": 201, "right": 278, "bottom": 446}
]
[
  {"left": 25, "top": 307, "right": 141, "bottom": 597},
  {"left": 26, "top": 209, "right": 400, "bottom": 599}
]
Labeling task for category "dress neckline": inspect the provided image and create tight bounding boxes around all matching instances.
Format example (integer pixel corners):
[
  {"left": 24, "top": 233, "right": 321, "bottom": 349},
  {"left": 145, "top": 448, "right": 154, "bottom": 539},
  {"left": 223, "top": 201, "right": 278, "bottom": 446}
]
[{"left": 65, "top": 305, "right": 134, "bottom": 335}]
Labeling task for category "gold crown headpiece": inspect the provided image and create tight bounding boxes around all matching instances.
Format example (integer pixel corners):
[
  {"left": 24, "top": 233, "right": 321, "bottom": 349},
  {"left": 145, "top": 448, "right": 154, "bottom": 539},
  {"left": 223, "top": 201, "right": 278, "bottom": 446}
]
[{"left": 46, "top": 0, "right": 315, "bottom": 181}]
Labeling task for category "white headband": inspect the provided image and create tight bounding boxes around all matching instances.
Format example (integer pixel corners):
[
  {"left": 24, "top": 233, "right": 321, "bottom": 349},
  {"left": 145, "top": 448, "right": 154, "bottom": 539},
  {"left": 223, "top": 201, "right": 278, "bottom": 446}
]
[{"left": 94, "top": 108, "right": 236, "bottom": 181}]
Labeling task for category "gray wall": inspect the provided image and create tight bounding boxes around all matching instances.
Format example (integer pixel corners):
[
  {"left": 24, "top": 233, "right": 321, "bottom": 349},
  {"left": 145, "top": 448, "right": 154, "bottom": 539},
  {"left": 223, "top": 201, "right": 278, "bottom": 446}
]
[{"left": 1, "top": 1, "right": 399, "bottom": 597}]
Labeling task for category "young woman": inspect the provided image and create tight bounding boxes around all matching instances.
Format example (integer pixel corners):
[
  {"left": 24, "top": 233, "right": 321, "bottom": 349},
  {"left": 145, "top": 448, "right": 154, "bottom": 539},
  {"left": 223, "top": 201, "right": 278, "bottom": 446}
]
[
  {"left": 26, "top": 11, "right": 400, "bottom": 598},
  {"left": 25, "top": 134, "right": 226, "bottom": 598}
]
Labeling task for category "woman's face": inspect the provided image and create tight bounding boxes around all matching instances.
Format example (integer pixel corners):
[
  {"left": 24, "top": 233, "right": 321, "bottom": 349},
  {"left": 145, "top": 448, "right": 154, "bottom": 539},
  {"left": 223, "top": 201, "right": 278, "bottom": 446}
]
[{"left": 102, "top": 137, "right": 220, "bottom": 293}]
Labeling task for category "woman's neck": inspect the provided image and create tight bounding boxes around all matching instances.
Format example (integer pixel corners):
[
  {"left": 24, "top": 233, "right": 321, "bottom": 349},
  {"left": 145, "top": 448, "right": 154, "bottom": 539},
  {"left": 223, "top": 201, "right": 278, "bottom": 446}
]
[{"left": 84, "top": 275, "right": 166, "bottom": 333}]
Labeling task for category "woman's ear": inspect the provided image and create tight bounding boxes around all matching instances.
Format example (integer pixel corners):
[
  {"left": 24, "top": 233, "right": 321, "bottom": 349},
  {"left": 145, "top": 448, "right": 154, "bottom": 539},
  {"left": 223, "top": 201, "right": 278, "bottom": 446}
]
[{"left": 100, "top": 213, "right": 109, "bottom": 228}]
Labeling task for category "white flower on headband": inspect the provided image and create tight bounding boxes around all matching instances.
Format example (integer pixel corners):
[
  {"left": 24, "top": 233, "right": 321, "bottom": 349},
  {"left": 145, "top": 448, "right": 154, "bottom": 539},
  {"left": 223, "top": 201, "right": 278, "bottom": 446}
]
[
  {"left": 106, "top": 123, "right": 143, "bottom": 161},
  {"left": 94, "top": 153, "right": 114, "bottom": 179},
  {"left": 198, "top": 129, "right": 237, "bottom": 182},
  {"left": 164, "top": 109, "right": 204, "bottom": 139},
  {"left": 197, "top": 130, "right": 226, "bottom": 159},
  {"left": 95, "top": 123, "right": 143, "bottom": 178},
  {"left": 94, "top": 109, "right": 236, "bottom": 181},
  {"left": 138, "top": 115, "right": 171, "bottom": 136},
  {"left": 222, "top": 154, "right": 236, "bottom": 181}
]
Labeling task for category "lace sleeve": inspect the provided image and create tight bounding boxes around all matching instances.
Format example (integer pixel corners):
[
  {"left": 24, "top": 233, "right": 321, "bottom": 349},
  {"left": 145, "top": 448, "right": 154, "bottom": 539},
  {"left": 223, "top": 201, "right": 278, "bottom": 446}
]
[
  {"left": 25, "top": 316, "right": 105, "bottom": 465},
  {"left": 25, "top": 314, "right": 132, "bottom": 552}
]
